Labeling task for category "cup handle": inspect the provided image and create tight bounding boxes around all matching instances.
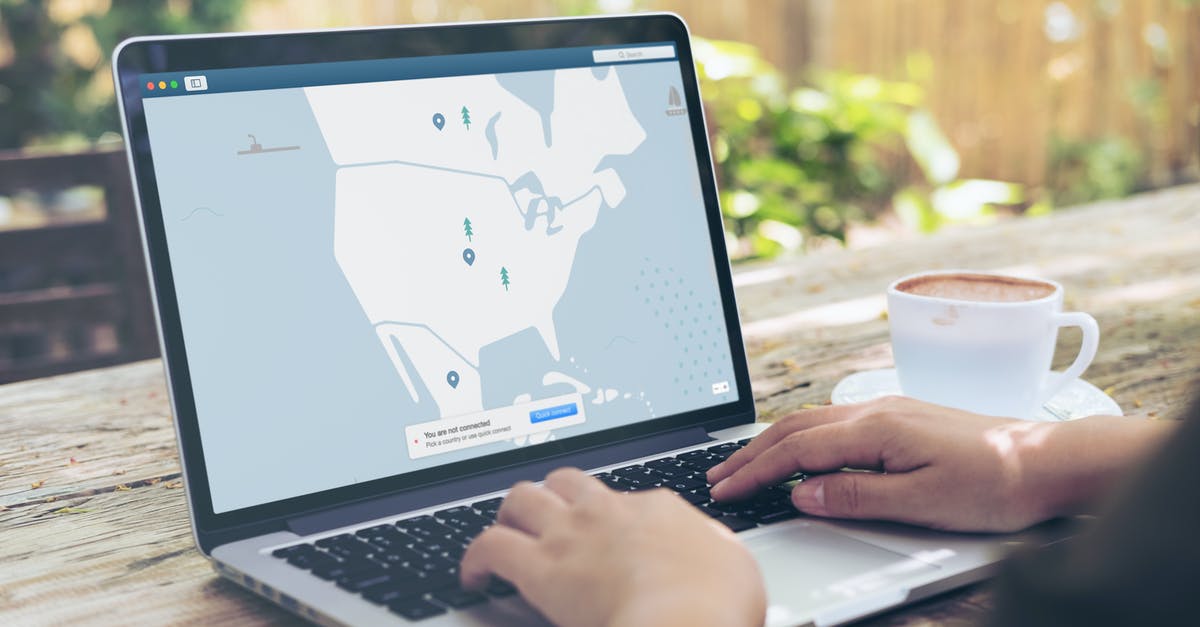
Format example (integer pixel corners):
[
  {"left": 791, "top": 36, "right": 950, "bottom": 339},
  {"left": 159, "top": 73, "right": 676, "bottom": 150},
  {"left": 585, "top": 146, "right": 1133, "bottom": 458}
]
[{"left": 1038, "top": 311, "right": 1100, "bottom": 406}]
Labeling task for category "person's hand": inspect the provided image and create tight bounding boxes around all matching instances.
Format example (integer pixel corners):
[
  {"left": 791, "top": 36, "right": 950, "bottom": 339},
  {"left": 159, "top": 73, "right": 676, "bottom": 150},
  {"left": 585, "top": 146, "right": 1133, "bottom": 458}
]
[
  {"left": 707, "top": 396, "right": 1173, "bottom": 532},
  {"left": 459, "top": 468, "right": 765, "bottom": 627}
]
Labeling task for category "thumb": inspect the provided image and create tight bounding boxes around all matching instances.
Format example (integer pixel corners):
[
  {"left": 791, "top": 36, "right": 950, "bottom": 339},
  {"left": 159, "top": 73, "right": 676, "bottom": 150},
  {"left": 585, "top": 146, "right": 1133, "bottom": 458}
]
[{"left": 791, "top": 473, "right": 916, "bottom": 521}]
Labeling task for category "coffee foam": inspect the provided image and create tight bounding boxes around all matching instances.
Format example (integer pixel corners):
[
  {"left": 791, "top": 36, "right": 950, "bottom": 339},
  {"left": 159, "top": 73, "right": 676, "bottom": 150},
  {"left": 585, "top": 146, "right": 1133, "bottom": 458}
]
[{"left": 896, "top": 273, "right": 1055, "bottom": 303}]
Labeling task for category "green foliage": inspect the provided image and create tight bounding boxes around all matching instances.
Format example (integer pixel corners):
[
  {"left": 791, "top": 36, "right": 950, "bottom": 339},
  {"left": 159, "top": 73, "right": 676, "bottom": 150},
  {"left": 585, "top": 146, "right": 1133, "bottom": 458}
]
[
  {"left": 1048, "top": 135, "right": 1143, "bottom": 207},
  {"left": 695, "top": 39, "right": 1021, "bottom": 259},
  {"left": 0, "top": 0, "right": 242, "bottom": 149}
]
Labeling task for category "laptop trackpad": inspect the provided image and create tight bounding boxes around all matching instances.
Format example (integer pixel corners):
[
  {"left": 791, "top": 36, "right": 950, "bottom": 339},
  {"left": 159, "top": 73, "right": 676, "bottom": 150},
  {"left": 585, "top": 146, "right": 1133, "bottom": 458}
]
[{"left": 745, "top": 524, "right": 938, "bottom": 624}]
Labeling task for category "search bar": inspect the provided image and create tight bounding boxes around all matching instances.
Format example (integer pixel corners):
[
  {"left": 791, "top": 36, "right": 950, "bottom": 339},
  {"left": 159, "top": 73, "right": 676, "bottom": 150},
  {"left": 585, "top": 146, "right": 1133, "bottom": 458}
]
[{"left": 593, "top": 45, "right": 675, "bottom": 64}]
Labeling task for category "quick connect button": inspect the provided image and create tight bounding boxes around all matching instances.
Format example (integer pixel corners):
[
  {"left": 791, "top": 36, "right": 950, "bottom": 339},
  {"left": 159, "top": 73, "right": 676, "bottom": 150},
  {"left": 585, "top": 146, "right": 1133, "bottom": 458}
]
[{"left": 529, "top": 403, "right": 578, "bottom": 424}]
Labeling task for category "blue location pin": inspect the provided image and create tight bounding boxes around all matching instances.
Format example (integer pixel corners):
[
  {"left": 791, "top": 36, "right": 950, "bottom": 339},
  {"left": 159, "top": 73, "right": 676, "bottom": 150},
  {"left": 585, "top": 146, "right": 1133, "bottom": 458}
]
[
  {"left": 462, "top": 248, "right": 475, "bottom": 266},
  {"left": 446, "top": 370, "right": 460, "bottom": 388},
  {"left": 432, "top": 113, "right": 446, "bottom": 131}
]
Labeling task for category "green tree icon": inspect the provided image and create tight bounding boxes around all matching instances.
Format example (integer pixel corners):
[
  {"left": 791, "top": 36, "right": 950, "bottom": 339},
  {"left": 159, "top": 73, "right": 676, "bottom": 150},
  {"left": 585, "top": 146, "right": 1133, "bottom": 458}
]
[
  {"left": 461, "top": 106, "right": 471, "bottom": 130},
  {"left": 500, "top": 266, "right": 510, "bottom": 291},
  {"left": 463, "top": 217, "right": 473, "bottom": 242}
]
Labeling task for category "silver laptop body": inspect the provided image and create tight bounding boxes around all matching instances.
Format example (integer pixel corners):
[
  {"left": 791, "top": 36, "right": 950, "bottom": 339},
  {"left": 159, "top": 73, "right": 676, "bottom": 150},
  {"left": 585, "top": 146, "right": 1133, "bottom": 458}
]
[{"left": 113, "top": 14, "right": 1027, "bottom": 627}]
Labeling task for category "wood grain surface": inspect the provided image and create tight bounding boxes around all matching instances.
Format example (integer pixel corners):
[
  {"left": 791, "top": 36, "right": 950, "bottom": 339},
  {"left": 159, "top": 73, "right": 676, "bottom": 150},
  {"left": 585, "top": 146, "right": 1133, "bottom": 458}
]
[{"left": 2, "top": 185, "right": 1198, "bottom": 625}]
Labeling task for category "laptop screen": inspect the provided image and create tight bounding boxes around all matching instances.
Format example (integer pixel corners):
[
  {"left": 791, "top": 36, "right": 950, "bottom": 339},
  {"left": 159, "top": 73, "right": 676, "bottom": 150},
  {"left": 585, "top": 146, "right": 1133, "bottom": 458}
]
[{"left": 139, "top": 42, "right": 740, "bottom": 514}]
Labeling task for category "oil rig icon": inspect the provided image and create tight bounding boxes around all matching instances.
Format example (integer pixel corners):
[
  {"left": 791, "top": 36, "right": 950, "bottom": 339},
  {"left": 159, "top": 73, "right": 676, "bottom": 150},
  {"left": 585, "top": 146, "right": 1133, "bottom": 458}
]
[
  {"left": 237, "top": 134, "right": 300, "bottom": 156},
  {"left": 665, "top": 86, "right": 687, "bottom": 117}
]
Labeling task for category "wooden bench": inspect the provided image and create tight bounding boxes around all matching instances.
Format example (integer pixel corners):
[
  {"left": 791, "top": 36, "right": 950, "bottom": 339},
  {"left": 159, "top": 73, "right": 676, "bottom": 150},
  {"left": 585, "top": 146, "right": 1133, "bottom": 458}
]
[{"left": 0, "top": 148, "right": 158, "bottom": 383}]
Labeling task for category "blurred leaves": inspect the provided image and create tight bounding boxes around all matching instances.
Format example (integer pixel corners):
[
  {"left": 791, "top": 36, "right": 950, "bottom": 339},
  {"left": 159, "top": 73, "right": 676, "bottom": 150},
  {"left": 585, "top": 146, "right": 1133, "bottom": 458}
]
[
  {"left": 1048, "top": 135, "right": 1143, "bottom": 206},
  {"left": 0, "top": 0, "right": 243, "bottom": 149},
  {"left": 905, "top": 110, "right": 960, "bottom": 185},
  {"left": 697, "top": 38, "right": 1023, "bottom": 258}
]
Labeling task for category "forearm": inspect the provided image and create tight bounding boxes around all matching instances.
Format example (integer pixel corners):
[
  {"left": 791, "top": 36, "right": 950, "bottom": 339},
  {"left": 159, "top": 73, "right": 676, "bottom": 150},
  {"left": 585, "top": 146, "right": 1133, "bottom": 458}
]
[{"left": 1024, "top": 415, "right": 1177, "bottom": 518}]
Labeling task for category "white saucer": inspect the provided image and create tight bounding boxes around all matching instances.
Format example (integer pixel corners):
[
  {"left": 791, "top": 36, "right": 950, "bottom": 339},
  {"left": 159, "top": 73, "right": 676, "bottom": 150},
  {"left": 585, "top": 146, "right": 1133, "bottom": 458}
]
[{"left": 830, "top": 369, "right": 1123, "bottom": 422}]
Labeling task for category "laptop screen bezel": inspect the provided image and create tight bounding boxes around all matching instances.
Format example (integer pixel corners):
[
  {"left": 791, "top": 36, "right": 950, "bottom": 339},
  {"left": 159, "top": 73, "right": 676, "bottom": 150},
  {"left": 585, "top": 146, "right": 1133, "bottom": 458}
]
[{"left": 113, "top": 13, "right": 755, "bottom": 541}]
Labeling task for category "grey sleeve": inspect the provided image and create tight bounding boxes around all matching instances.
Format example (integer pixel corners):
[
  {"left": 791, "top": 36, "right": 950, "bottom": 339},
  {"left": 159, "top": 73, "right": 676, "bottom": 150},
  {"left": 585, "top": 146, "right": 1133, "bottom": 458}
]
[{"left": 987, "top": 394, "right": 1200, "bottom": 627}]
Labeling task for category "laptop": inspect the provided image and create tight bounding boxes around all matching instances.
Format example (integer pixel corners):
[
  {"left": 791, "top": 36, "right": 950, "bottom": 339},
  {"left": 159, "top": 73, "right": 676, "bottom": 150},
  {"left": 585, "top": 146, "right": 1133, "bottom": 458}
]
[{"left": 113, "top": 14, "right": 1029, "bottom": 626}]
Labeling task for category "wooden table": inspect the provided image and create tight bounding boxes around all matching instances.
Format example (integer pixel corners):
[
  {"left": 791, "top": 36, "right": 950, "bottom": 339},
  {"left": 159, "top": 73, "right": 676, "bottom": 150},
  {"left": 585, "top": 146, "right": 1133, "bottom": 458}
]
[{"left": 3, "top": 185, "right": 1198, "bottom": 625}]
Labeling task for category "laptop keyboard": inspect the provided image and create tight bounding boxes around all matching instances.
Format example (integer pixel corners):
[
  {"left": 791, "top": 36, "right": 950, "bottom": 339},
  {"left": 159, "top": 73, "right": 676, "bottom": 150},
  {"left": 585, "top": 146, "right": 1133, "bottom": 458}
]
[{"left": 270, "top": 438, "right": 802, "bottom": 621}]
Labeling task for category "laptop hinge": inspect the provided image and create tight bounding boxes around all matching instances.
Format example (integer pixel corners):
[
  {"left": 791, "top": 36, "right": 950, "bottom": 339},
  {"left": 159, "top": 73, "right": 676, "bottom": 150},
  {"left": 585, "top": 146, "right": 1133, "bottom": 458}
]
[{"left": 286, "top": 425, "right": 713, "bottom": 537}]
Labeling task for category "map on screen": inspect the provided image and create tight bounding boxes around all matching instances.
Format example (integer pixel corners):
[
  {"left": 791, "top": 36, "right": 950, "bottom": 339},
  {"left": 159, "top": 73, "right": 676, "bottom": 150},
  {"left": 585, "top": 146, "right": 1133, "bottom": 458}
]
[{"left": 143, "top": 55, "right": 739, "bottom": 512}]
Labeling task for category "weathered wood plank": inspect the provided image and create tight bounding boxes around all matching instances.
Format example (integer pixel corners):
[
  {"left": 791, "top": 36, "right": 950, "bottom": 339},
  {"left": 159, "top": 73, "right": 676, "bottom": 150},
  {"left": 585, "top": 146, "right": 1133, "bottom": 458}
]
[
  {"left": 0, "top": 486, "right": 296, "bottom": 625},
  {"left": 1, "top": 186, "right": 1198, "bottom": 625},
  {"left": 0, "top": 361, "right": 176, "bottom": 507}
]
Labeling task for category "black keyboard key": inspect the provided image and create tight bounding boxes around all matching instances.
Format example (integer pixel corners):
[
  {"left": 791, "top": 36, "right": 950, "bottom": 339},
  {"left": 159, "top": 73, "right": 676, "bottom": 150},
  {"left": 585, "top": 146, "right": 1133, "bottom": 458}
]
[
  {"left": 317, "top": 533, "right": 360, "bottom": 547},
  {"left": 311, "top": 559, "right": 356, "bottom": 581},
  {"left": 395, "top": 515, "right": 433, "bottom": 528},
  {"left": 362, "top": 580, "right": 417, "bottom": 606},
  {"left": 664, "top": 477, "right": 706, "bottom": 492},
  {"left": 676, "top": 451, "right": 724, "bottom": 470},
  {"left": 434, "top": 505, "right": 476, "bottom": 520},
  {"left": 289, "top": 550, "right": 337, "bottom": 571},
  {"left": 284, "top": 553, "right": 313, "bottom": 569},
  {"left": 677, "top": 490, "right": 711, "bottom": 506},
  {"left": 621, "top": 475, "right": 661, "bottom": 489},
  {"left": 410, "top": 554, "right": 457, "bottom": 575},
  {"left": 284, "top": 553, "right": 315, "bottom": 569},
  {"left": 389, "top": 597, "right": 447, "bottom": 621},
  {"left": 737, "top": 438, "right": 753, "bottom": 445},
  {"left": 441, "top": 544, "right": 466, "bottom": 561},
  {"left": 472, "top": 497, "right": 504, "bottom": 518},
  {"left": 610, "top": 464, "right": 645, "bottom": 477},
  {"left": 398, "top": 517, "right": 458, "bottom": 542},
  {"left": 718, "top": 516, "right": 758, "bottom": 533},
  {"left": 272, "top": 544, "right": 314, "bottom": 559},
  {"left": 707, "top": 499, "right": 745, "bottom": 514},
  {"left": 596, "top": 474, "right": 631, "bottom": 491},
  {"left": 397, "top": 516, "right": 454, "bottom": 533},
  {"left": 486, "top": 578, "right": 518, "bottom": 597},
  {"left": 431, "top": 586, "right": 489, "bottom": 609},
  {"left": 684, "top": 457, "right": 724, "bottom": 472},
  {"left": 325, "top": 541, "right": 374, "bottom": 560},
  {"left": 618, "top": 469, "right": 666, "bottom": 484},
  {"left": 421, "top": 540, "right": 452, "bottom": 556},
  {"left": 751, "top": 508, "right": 799, "bottom": 524},
  {"left": 473, "top": 496, "right": 504, "bottom": 509},
  {"left": 441, "top": 521, "right": 484, "bottom": 538},
  {"left": 410, "top": 571, "right": 458, "bottom": 595},
  {"left": 647, "top": 464, "right": 692, "bottom": 479},
  {"left": 751, "top": 488, "right": 795, "bottom": 507},
  {"left": 321, "top": 533, "right": 370, "bottom": 548},
  {"left": 644, "top": 458, "right": 688, "bottom": 472},
  {"left": 379, "top": 544, "right": 429, "bottom": 565},
  {"left": 696, "top": 504, "right": 726, "bottom": 519},
  {"left": 337, "top": 569, "right": 393, "bottom": 593},
  {"left": 356, "top": 524, "right": 396, "bottom": 539},
  {"left": 434, "top": 506, "right": 492, "bottom": 531},
  {"left": 375, "top": 551, "right": 411, "bottom": 568},
  {"left": 361, "top": 534, "right": 406, "bottom": 552}
]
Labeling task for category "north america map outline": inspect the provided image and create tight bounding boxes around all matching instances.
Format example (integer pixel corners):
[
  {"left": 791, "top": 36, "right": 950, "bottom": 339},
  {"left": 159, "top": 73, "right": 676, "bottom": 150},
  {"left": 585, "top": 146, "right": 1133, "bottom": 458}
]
[{"left": 304, "top": 67, "right": 646, "bottom": 422}]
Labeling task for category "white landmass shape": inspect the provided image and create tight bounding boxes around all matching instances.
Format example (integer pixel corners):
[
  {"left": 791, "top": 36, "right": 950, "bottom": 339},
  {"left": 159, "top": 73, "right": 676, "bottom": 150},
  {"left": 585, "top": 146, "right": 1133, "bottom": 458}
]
[{"left": 304, "top": 68, "right": 645, "bottom": 419}]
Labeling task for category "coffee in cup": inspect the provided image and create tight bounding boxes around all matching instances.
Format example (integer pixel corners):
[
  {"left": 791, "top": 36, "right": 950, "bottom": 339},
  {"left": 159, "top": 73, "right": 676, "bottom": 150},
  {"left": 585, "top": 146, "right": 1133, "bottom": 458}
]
[{"left": 887, "top": 270, "right": 1099, "bottom": 418}]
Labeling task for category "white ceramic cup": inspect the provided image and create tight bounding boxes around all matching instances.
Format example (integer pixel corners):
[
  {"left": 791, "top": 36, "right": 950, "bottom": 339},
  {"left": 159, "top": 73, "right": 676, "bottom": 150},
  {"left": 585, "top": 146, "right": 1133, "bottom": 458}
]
[{"left": 887, "top": 270, "right": 1099, "bottom": 418}]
